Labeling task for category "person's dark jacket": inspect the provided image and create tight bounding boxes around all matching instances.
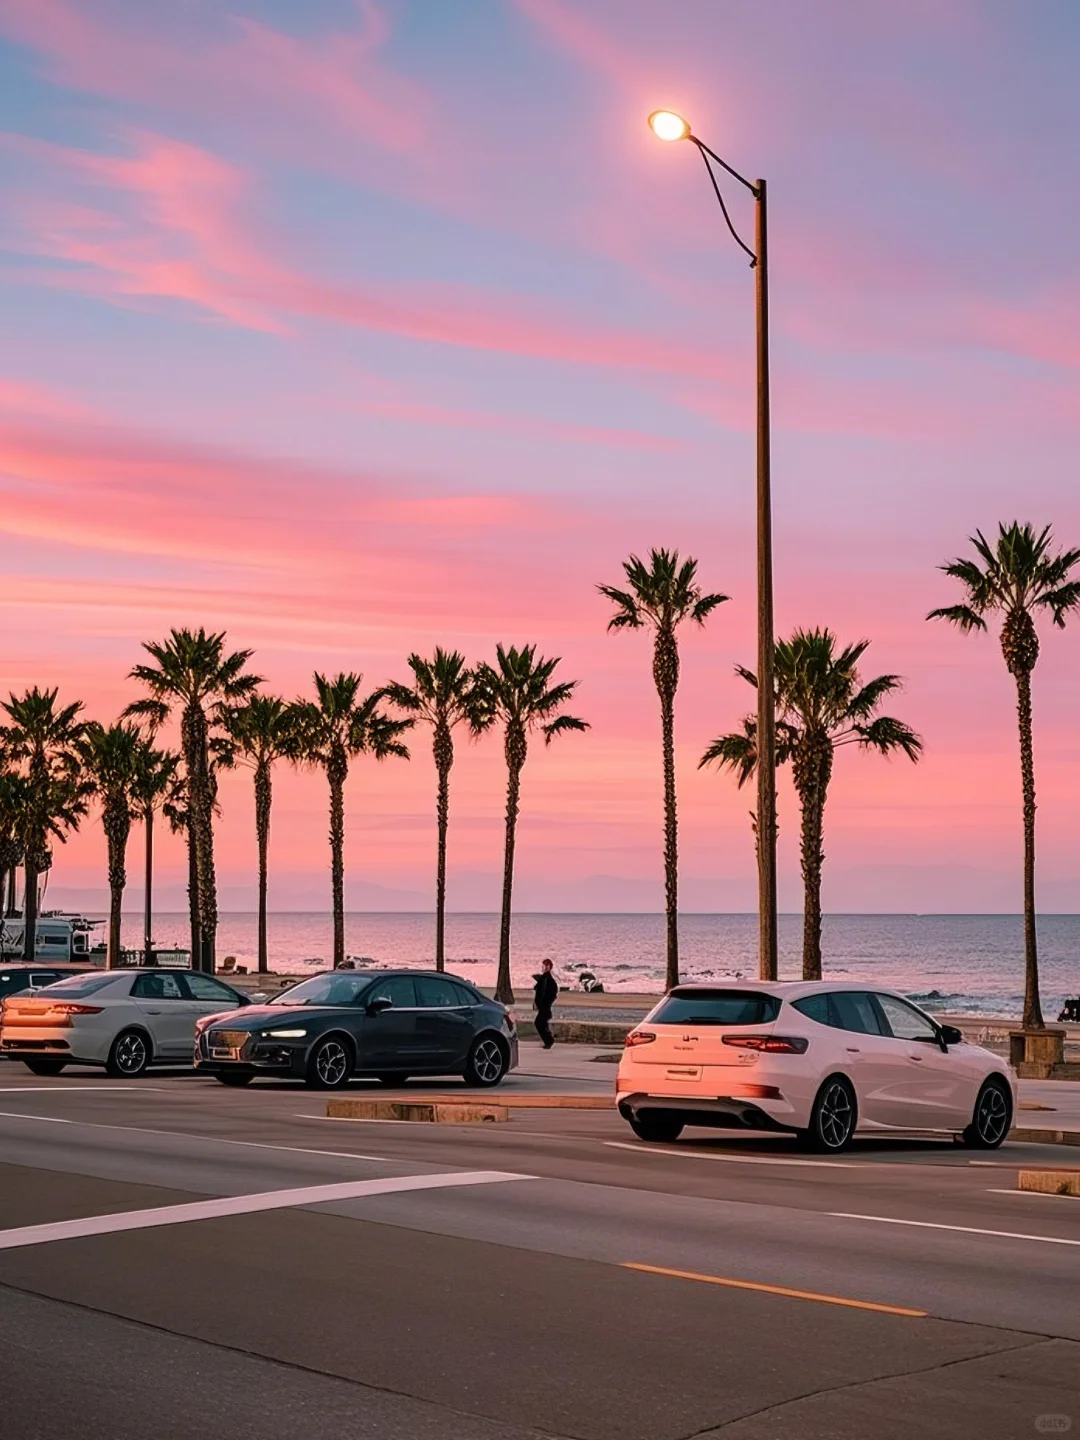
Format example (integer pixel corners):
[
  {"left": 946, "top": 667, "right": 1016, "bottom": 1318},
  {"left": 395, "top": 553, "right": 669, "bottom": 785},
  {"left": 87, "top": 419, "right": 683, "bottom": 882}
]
[{"left": 533, "top": 971, "right": 558, "bottom": 1013}]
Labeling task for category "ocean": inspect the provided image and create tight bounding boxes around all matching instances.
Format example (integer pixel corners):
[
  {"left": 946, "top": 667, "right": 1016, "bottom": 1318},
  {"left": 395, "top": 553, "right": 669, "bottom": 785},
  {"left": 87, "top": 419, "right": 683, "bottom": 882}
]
[{"left": 112, "top": 911, "right": 1080, "bottom": 1019}]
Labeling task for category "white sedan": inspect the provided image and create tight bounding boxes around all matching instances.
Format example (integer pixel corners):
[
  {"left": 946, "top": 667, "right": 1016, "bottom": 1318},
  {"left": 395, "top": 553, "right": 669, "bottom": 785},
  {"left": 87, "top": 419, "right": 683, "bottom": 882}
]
[
  {"left": 0, "top": 968, "right": 253, "bottom": 1076},
  {"left": 616, "top": 980, "right": 1016, "bottom": 1152}
]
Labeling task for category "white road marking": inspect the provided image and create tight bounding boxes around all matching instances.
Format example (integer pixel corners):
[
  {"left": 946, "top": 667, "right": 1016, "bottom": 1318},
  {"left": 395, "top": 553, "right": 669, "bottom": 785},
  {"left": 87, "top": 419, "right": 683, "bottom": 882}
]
[
  {"left": 987, "top": 1189, "right": 1080, "bottom": 1201},
  {"left": 0, "top": 1170, "right": 533, "bottom": 1252},
  {"left": 0, "top": 1110, "right": 393, "bottom": 1162},
  {"left": 830, "top": 1212, "right": 1080, "bottom": 1246},
  {"left": 0, "top": 1086, "right": 170, "bottom": 1094},
  {"left": 604, "top": 1140, "right": 864, "bottom": 1169}
]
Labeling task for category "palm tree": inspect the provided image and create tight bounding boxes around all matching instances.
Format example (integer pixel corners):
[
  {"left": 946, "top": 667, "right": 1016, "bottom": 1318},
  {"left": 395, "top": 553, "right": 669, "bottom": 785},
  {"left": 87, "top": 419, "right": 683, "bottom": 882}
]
[
  {"left": 599, "top": 549, "right": 728, "bottom": 988},
  {"left": 221, "top": 696, "right": 302, "bottom": 974},
  {"left": 701, "top": 629, "right": 921, "bottom": 981},
  {"left": 929, "top": 523, "right": 1080, "bottom": 1029},
  {"left": 0, "top": 688, "right": 88, "bottom": 958},
  {"left": 80, "top": 722, "right": 146, "bottom": 967},
  {"left": 475, "top": 645, "right": 588, "bottom": 1004},
  {"left": 384, "top": 651, "right": 490, "bottom": 971},
  {"left": 0, "top": 769, "right": 28, "bottom": 952},
  {"left": 129, "top": 742, "right": 181, "bottom": 966},
  {"left": 127, "top": 629, "right": 261, "bottom": 972},
  {"left": 293, "top": 674, "right": 411, "bottom": 968}
]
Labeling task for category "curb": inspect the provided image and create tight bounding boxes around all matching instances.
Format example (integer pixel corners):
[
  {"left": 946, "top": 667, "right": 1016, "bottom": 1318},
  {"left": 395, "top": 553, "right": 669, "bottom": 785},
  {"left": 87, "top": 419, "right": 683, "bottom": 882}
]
[
  {"left": 326, "top": 1099, "right": 508, "bottom": 1124},
  {"left": 1009, "top": 1127, "right": 1080, "bottom": 1146},
  {"left": 1018, "top": 1169, "right": 1080, "bottom": 1196}
]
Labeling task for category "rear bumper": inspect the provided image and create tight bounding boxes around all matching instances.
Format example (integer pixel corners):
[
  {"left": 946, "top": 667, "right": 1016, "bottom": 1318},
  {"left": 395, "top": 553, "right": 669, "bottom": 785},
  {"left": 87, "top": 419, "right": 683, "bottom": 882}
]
[
  {"left": 1, "top": 1025, "right": 111, "bottom": 1064},
  {"left": 617, "top": 1091, "right": 801, "bottom": 1133}
]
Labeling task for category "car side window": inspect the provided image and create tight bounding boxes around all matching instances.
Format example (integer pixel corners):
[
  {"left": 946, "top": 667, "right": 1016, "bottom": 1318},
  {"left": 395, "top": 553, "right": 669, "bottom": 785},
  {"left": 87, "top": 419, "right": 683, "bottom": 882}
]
[
  {"left": 791, "top": 994, "right": 831, "bottom": 1026},
  {"left": 183, "top": 973, "right": 240, "bottom": 1004},
  {"left": 828, "top": 991, "right": 884, "bottom": 1035},
  {"left": 366, "top": 976, "right": 417, "bottom": 1008},
  {"left": 448, "top": 981, "right": 478, "bottom": 1006},
  {"left": 876, "top": 993, "right": 939, "bottom": 1043},
  {"left": 414, "top": 977, "right": 461, "bottom": 1008},
  {"left": 132, "top": 973, "right": 184, "bottom": 1000},
  {"left": 31, "top": 972, "right": 58, "bottom": 987}
]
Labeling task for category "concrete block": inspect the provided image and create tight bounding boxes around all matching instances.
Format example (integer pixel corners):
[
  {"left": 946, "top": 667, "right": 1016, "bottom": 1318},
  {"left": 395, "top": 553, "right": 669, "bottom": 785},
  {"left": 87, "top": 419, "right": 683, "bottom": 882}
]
[
  {"left": 1018, "top": 1169, "right": 1080, "bottom": 1197},
  {"left": 326, "top": 1098, "right": 508, "bottom": 1124}
]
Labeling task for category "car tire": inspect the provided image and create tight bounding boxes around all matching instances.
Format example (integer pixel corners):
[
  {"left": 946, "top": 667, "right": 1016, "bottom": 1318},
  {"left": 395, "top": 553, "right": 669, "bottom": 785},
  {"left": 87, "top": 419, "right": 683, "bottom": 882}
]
[
  {"left": 464, "top": 1035, "right": 508, "bottom": 1087},
  {"left": 105, "top": 1029, "right": 152, "bottom": 1078},
  {"left": 377, "top": 1073, "right": 411, "bottom": 1086},
  {"left": 215, "top": 1072, "right": 254, "bottom": 1087},
  {"left": 304, "top": 1035, "right": 354, "bottom": 1090},
  {"left": 628, "top": 1112, "right": 684, "bottom": 1144},
  {"left": 801, "top": 1075, "right": 858, "bottom": 1153},
  {"left": 962, "top": 1076, "right": 1012, "bottom": 1149},
  {"left": 23, "top": 1057, "right": 67, "bottom": 1076}
]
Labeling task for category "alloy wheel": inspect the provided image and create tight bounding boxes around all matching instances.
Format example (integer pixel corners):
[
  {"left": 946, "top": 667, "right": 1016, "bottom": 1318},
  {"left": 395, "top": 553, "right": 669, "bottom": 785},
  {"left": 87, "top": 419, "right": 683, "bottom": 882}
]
[
  {"left": 976, "top": 1084, "right": 1009, "bottom": 1145},
  {"left": 472, "top": 1039, "right": 504, "bottom": 1084},
  {"left": 315, "top": 1040, "right": 349, "bottom": 1087},
  {"left": 819, "top": 1081, "right": 854, "bottom": 1149},
  {"left": 115, "top": 1033, "right": 147, "bottom": 1074}
]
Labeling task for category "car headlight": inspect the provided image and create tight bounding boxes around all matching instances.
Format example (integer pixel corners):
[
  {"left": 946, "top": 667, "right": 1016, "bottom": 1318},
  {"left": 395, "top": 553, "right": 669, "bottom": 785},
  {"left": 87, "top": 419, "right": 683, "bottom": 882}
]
[{"left": 264, "top": 1028, "right": 307, "bottom": 1039}]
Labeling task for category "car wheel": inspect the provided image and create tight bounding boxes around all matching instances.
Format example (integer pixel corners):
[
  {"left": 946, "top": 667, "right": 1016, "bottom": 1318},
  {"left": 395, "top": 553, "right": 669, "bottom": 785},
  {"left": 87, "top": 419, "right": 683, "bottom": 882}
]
[
  {"left": 377, "top": 1073, "right": 410, "bottom": 1086},
  {"left": 215, "top": 1072, "right": 254, "bottom": 1087},
  {"left": 105, "top": 1029, "right": 152, "bottom": 1078},
  {"left": 628, "top": 1112, "right": 684, "bottom": 1143},
  {"left": 305, "top": 1035, "right": 353, "bottom": 1090},
  {"left": 464, "top": 1035, "right": 507, "bottom": 1087},
  {"left": 802, "top": 1076, "right": 857, "bottom": 1152},
  {"left": 23, "top": 1057, "right": 67, "bottom": 1076},
  {"left": 962, "top": 1077, "right": 1012, "bottom": 1149}
]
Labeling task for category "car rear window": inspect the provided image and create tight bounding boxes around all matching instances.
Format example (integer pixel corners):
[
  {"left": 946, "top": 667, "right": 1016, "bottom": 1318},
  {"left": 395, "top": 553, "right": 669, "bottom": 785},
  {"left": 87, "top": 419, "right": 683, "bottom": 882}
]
[
  {"left": 35, "top": 973, "right": 121, "bottom": 997},
  {"left": 647, "top": 990, "right": 781, "bottom": 1026}
]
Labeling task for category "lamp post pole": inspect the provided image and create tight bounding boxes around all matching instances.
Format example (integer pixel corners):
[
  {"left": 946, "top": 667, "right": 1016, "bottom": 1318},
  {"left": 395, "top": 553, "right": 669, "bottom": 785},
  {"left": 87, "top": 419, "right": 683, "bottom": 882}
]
[
  {"left": 648, "top": 111, "right": 778, "bottom": 981},
  {"left": 753, "top": 178, "right": 777, "bottom": 982}
]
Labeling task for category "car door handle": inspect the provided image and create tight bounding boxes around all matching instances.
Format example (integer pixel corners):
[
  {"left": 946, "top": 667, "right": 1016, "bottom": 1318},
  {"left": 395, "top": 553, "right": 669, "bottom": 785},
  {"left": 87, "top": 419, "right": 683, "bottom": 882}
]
[
  {"left": 845, "top": 1046, "right": 860, "bottom": 1053},
  {"left": 145, "top": 1008, "right": 163, "bottom": 1014},
  {"left": 908, "top": 1053, "right": 924, "bottom": 1062}
]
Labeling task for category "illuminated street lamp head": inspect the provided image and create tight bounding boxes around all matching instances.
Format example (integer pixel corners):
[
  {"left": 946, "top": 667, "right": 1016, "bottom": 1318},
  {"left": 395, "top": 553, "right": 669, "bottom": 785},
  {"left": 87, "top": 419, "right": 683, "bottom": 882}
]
[{"left": 648, "top": 110, "right": 691, "bottom": 142}]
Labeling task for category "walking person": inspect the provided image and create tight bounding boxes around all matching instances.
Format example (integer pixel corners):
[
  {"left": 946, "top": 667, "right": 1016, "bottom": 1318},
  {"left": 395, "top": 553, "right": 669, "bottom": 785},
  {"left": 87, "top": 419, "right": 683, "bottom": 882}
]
[{"left": 533, "top": 957, "right": 558, "bottom": 1049}]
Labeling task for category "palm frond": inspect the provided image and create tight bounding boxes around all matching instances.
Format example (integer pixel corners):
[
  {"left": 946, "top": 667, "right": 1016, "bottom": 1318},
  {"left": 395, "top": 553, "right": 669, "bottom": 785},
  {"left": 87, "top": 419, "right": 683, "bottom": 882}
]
[{"left": 927, "top": 604, "right": 987, "bottom": 632}]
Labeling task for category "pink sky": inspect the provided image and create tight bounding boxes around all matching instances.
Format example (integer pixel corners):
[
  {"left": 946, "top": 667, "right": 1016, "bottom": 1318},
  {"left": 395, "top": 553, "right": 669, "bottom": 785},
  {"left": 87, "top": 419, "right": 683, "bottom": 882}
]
[{"left": 1, "top": 0, "right": 1078, "bottom": 914}]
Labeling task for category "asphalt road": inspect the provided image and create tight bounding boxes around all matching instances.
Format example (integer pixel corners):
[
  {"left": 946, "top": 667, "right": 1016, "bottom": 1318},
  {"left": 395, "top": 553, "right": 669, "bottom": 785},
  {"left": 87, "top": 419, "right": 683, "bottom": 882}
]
[{"left": 0, "top": 1058, "right": 1078, "bottom": 1440}]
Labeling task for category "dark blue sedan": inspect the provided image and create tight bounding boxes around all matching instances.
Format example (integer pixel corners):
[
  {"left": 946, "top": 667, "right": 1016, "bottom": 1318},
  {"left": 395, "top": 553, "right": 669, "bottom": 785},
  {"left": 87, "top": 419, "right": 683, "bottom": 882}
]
[{"left": 194, "top": 968, "right": 518, "bottom": 1090}]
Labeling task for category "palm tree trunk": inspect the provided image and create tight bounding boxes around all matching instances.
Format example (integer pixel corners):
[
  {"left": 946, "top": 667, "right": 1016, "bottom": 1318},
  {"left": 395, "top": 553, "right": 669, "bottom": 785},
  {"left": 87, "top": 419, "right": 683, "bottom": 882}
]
[
  {"left": 658, "top": 679, "right": 679, "bottom": 991},
  {"left": 795, "top": 741, "right": 831, "bottom": 981},
  {"left": 187, "top": 825, "right": 200, "bottom": 972},
  {"left": 328, "top": 747, "right": 347, "bottom": 969},
  {"left": 143, "top": 808, "right": 156, "bottom": 966},
  {"left": 182, "top": 703, "right": 216, "bottom": 973},
  {"left": 255, "top": 760, "right": 271, "bottom": 975},
  {"left": 21, "top": 856, "right": 38, "bottom": 960},
  {"left": 434, "top": 748, "right": 451, "bottom": 973},
  {"left": 104, "top": 805, "right": 130, "bottom": 969},
  {"left": 1016, "top": 670, "right": 1043, "bottom": 1028},
  {"left": 496, "top": 723, "right": 526, "bottom": 1005}
]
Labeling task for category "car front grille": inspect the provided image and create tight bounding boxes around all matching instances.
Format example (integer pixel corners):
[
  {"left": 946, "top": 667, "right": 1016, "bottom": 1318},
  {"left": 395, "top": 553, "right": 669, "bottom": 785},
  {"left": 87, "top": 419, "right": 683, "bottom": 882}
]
[{"left": 207, "top": 1030, "right": 249, "bottom": 1048}]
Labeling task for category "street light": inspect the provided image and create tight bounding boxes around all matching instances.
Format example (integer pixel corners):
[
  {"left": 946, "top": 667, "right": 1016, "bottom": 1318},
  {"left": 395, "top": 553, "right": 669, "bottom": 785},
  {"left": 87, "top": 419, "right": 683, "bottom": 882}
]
[{"left": 648, "top": 109, "right": 778, "bottom": 982}]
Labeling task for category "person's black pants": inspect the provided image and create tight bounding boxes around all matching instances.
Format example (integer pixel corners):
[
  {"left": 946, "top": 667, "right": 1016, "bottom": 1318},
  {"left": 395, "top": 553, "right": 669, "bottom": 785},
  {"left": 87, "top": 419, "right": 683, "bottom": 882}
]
[{"left": 535, "top": 1008, "right": 555, "bottom": 1048}]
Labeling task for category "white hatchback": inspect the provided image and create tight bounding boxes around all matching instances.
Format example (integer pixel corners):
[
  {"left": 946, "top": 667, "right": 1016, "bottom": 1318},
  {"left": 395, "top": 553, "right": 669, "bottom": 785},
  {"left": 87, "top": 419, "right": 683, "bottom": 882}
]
[
  {"left": 616, "top": 981, "right": 1016, "bottom": 1152},
  {"left": 0, "top": 968, "right": 252, "bottom": 1077}
]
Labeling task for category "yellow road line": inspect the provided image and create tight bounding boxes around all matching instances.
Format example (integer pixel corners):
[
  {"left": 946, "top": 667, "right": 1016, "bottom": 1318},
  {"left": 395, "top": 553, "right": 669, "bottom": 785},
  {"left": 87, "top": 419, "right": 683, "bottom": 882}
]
[{"left": 621, "top": 1261, "right": 927, "bottom": 1317}]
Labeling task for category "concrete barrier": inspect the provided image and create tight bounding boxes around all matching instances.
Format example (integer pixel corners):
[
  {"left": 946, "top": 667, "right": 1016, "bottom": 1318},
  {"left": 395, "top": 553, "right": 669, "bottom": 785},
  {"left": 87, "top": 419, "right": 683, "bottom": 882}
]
[
  {"left": 1010, "top": 1127, "right": 1080, "bottom": 1146},
  {"left": 327, "top": 1099, "right": 508, "bottom": 1124},
  {"left": 1018, "top": 1169, "right": 1080, "bottom": 1196}
]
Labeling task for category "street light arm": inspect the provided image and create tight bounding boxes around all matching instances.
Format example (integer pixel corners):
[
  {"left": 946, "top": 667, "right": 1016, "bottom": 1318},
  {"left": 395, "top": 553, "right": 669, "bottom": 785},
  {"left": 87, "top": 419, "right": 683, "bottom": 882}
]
[
  {"left": 691, "top": 137, "right": 758, "bottom": 196},
  {"left": 691, "top": 138, "right": 757, "bottom": 268}
]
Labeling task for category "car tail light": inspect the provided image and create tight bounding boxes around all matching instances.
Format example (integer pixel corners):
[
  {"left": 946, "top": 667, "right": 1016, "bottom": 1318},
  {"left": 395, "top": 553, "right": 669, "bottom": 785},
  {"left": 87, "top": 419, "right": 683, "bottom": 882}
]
[
  {"left": 49, "top": 1003, "right": 104, "bottom": 1016},
  {"left": 625, "top": 1030, "right": 657, "bottom": 1048},
  {"left": 722, "top": 1034, "right": 808, "bottom": 1054}
]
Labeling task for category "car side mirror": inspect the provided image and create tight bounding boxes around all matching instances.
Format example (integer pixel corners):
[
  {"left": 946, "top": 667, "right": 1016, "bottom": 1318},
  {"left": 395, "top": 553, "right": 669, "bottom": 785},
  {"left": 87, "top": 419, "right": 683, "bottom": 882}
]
[
  {"left": 249, "top": 992, "right": 267, "bottom": 1004},
  {"left": 939, "top": 1024, "right": 963, "bottom": 1048},
  {"left": 366, "top": 997, "right": 392, "bottom": 1015}
]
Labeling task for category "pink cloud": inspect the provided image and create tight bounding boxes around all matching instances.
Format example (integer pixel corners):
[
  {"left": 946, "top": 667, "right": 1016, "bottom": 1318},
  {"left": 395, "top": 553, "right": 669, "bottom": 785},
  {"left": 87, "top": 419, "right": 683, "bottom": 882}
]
[{"left": 0, "top": 0, "right": 429, "bottom": 155}]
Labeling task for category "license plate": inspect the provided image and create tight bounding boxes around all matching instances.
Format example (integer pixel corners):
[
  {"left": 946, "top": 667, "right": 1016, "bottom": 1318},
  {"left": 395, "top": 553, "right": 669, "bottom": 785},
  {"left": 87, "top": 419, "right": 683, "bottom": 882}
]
[{"left": 211, "top": 1046, "right": 240, "bottom": 1060}]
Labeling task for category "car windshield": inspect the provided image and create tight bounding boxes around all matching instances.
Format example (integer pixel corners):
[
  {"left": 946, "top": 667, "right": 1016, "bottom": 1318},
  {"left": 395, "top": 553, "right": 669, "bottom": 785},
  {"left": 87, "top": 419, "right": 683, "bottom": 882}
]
[
  {"left": 268, "top": 973, "right": 373, "bottom": 1006},
  {"left": 36, "top": 973, "right": 122, "bottom": 998},
  {"left": 647, "top": 990, "right": 782, "bottom": 1026}
]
